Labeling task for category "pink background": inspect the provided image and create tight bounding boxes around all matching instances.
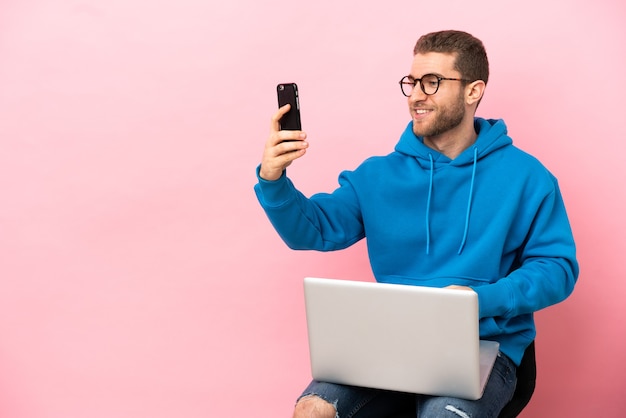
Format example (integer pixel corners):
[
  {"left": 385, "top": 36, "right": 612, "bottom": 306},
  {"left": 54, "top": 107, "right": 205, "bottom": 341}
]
[{"left": 1, "top": 1, "right": 624, "bottom": 417}]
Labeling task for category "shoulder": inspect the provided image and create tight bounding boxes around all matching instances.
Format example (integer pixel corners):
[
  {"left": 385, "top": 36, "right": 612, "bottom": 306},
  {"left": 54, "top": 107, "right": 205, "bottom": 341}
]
[
  {"left": 497, "top": 146, "right": 560, "bottom": 197},
  {"left": 341, "top": 152, "right": 408, "bottom": 178},
  {"left": 336, "top": 152, "right": 410, "bottom": 191}
]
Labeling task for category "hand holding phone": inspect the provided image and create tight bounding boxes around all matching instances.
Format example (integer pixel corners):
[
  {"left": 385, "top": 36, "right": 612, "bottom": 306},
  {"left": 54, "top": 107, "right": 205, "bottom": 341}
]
[{"left": 259, "top": 83, "right": 307, "bottom": 181}]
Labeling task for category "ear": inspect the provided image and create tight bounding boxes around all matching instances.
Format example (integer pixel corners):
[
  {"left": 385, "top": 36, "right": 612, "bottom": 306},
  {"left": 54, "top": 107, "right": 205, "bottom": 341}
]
[{"left": 465, "top": 80, "right": 486, "bottom": 106}]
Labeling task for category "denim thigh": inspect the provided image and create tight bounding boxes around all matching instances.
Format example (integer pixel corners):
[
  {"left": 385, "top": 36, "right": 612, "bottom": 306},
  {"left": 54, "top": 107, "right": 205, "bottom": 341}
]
[
  {"left": 416, "top": 352, "right": 518, "bottom": 418},
  {"left": 298, "top": 380, "right": 414, "bottom": 418}
]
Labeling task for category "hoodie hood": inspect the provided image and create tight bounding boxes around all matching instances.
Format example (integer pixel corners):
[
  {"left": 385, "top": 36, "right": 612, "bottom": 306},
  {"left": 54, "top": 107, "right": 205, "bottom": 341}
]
[
  {"left": 395, "top": 117, "right": 513, "bottom": 254},
  {"left": 395, "top": 117, "right": 512, "bottom": 165}
]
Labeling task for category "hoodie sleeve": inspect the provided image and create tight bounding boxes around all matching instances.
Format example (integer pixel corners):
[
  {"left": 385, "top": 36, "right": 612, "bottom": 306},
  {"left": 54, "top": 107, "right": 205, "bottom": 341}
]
[
  {"left": 254, "top": 166, "right": 365, "bottom": 251},
  {"left": 473, "top": 180, "right": 579, "bottom": 319}
]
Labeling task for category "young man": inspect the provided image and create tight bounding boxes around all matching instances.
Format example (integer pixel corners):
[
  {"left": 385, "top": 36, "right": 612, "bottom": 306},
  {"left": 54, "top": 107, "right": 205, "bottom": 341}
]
[{"left": 255, "top": 30, "right": 578, "bottom": 418}]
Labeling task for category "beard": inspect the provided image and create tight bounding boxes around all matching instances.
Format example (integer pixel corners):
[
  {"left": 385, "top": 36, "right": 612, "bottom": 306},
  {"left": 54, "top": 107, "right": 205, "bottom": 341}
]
[{"left": 412, "top": 93, "right": 466, "bottom": 138}]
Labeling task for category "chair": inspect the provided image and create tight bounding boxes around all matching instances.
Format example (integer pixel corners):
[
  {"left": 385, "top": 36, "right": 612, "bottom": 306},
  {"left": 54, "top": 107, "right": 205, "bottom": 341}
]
[
  {"left": 388, "top": 341, "right": 536, "bottom": 418},
  {"left": 498, "top": 341, "right": 536, "bottom": 418}
]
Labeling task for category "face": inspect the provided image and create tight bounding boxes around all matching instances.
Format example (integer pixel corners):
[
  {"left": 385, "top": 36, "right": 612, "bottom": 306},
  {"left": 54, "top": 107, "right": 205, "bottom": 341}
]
[{"left": 407, "top": 52, "right": 467, "bottom": 139}]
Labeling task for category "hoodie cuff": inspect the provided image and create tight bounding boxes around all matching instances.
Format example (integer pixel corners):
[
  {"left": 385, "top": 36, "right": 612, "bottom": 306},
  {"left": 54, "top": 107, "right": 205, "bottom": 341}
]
[
  {"left": 255, "top": 165, "right": 293, "bottom": 207},
  {"left": 472, "top": 279, "right": 514, "bottom": 319}
]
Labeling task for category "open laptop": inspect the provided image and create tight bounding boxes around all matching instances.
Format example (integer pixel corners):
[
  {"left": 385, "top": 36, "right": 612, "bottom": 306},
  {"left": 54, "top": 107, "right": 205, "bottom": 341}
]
[{"left": 303, "top": 277, "right": 500, "bottom": 400}]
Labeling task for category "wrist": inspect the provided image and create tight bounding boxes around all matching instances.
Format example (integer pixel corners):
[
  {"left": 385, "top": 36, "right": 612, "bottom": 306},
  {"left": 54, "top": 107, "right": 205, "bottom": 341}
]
[{"left": 257, "top": 165, "right": 284, "bottom": 182}]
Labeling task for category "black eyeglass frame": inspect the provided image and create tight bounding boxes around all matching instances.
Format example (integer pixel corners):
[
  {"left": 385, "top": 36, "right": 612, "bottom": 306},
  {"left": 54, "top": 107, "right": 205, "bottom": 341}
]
[{"left": 399, "top": 74, "right": 473, "bottom": 97}]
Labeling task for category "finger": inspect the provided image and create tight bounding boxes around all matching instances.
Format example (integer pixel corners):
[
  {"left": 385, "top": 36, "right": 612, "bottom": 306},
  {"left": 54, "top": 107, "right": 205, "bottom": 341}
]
[
  {"left": 265, "top": 138, "right": 307, "bottom": 161},
  {"left": 271, "top": 104, "right": 291, "bottom": 132},
  {"left": 446, "top": 285, "right": 474, "bottom": 292},
  {"left": 276, "top": 138, "right": 308, "bottom": 155},
  {"left": 275, "top": 145, "right": 307, "bottom": 165},
  {"left": 268, "top": 130, "right": 307, "bottom": 149}
]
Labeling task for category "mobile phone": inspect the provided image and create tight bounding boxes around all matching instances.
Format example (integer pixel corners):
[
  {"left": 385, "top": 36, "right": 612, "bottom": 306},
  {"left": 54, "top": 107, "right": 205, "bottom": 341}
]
[{"left": 276, "top": 83, "right": 302, "bottom": 131}]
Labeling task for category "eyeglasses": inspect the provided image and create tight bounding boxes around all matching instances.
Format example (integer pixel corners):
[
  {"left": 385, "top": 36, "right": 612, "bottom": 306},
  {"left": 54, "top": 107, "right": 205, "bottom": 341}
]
[{"left": 399, "top": 74, "right": 471, "bottom": 97}]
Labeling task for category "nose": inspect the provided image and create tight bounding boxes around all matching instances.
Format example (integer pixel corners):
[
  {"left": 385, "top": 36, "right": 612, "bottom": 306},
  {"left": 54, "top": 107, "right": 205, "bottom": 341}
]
[{"left": 409, "top": 82, "right": 428, "bottom": 101}]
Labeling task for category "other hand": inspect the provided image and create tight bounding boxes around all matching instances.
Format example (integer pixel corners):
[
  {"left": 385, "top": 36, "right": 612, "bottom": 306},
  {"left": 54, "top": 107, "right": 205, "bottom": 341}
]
[{"left": 445, "top": 285, "right": 474, "bottom": 292}]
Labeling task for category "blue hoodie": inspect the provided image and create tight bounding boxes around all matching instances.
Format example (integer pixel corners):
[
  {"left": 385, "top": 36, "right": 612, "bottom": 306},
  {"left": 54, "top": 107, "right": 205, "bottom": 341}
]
[{"left": 255, "top": 118, "right": 579, "bottom": 365}]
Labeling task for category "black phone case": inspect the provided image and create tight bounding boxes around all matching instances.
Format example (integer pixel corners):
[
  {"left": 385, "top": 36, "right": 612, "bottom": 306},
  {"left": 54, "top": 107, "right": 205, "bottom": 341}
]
[{"left": 277, "top": 83, "right": 301, "bottom": 130}]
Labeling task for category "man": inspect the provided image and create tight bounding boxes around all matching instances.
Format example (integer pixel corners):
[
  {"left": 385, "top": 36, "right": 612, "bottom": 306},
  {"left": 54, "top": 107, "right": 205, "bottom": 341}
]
[{"left": 254, "top": 30, "right": 578, "bottom": 418}]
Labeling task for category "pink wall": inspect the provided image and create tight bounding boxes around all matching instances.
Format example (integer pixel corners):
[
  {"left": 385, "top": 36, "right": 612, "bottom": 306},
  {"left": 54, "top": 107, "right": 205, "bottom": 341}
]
[{"left": 0, "top": 1, "right": 624, "bottom": 417}]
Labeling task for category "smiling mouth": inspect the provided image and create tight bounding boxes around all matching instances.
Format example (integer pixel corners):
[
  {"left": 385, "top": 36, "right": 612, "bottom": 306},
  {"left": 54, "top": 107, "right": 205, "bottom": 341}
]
[{"left": 414, "top": 109, "right": 432, "bottom": 118}]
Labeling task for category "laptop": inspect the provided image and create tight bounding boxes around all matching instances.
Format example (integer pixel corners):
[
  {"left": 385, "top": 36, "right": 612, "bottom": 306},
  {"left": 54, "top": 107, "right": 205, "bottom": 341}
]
[{"left": 303, "top": 277, "right": 500, "bottom": 400}]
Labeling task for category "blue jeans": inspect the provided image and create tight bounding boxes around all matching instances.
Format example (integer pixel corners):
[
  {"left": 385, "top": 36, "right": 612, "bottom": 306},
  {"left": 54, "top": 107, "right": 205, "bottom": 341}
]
[{"left": 298, "top": 352, "right": 517, "bottom": 418}]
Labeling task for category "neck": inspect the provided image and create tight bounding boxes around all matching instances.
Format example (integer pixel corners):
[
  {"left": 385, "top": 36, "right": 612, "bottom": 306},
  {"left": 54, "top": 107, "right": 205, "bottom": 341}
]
[{"left": 423, "top": 118, "right": 477, "bottom": 160}]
